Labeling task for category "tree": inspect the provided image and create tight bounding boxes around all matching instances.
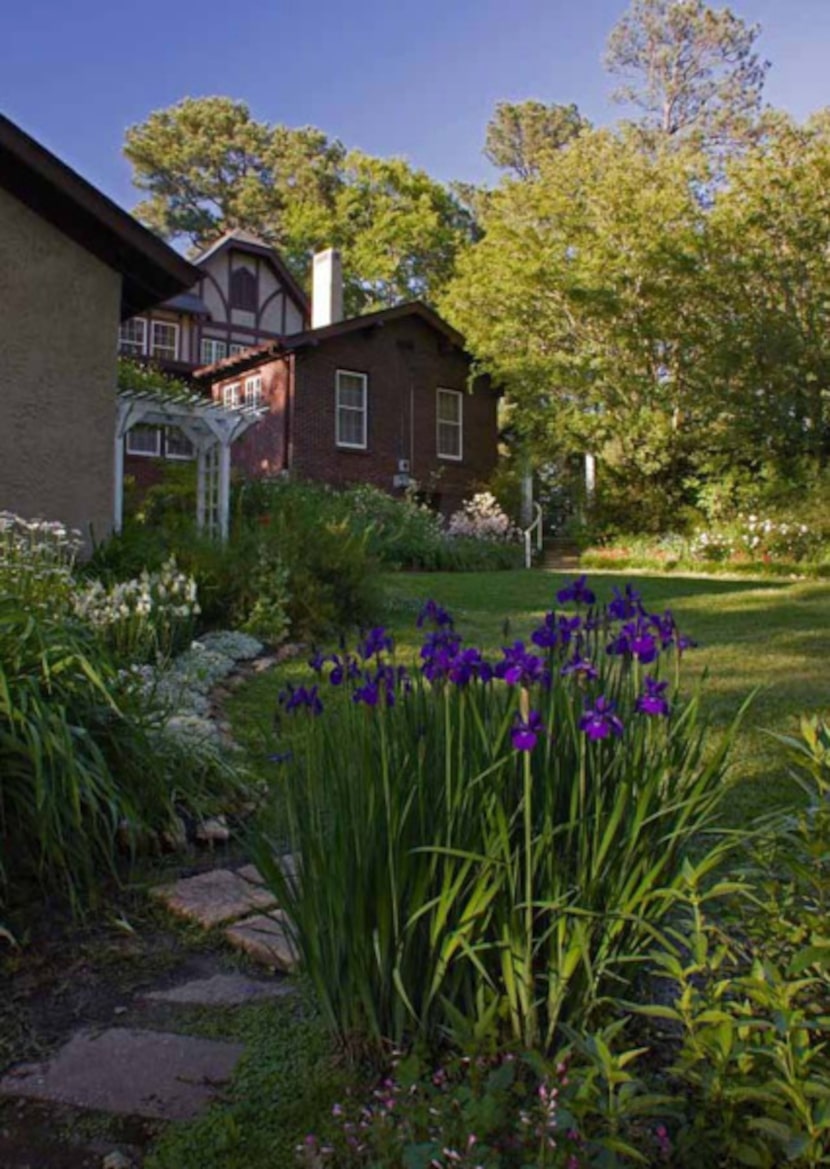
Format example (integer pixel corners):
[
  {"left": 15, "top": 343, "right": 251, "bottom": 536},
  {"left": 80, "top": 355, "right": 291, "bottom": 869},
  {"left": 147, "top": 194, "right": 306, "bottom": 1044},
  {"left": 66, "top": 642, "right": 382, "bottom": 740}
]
[
  {"left": 124, "top": 96, "right": 473, "bottom": 313},
  {"left": 605, "top": 0, "right": 768, "bottom": 149},
  {"left": 484, "top": 101, "right": 590, "bottom": 179},
  {"left": 441, "top": 129, "right": 713, "bottom": 525}
]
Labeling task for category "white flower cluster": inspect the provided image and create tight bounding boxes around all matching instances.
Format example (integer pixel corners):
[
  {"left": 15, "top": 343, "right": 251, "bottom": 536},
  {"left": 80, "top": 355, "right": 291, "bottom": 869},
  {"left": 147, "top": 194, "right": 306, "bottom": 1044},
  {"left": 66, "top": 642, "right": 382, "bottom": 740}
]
[
  {"left": 447, "top": 493, "right": 519, "bottom": 544},
  {"left": 689, "top": 530, "right": 735, "bottom": 561},
  {"left": 0, "top": 511, "right": 83, "bottom": 604},
  {"left": 72, "top": 558, "right": 199, "bottom": 629},
  {"left": 741, "top": 515, "right": 812, "bottom": 557}
]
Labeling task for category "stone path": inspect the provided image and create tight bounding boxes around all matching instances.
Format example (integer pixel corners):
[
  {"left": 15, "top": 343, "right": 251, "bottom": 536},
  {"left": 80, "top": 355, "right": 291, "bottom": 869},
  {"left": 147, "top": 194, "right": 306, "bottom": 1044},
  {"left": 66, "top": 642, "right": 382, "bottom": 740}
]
[{"left": 0, "top": 860, "right": 300, "bottom": 1165}]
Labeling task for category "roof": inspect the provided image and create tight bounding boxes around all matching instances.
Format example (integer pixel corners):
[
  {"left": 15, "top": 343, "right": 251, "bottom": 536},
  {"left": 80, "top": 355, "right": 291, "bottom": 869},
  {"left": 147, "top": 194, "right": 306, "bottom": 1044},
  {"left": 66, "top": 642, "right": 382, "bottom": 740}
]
[
  {"left": 0, "top": 115, "right": 200, "bottom": 320},
  {"left": 160, "top": 291, "right": 211, "bottom": 317},
  {"left": 192, "top": 228, "right": 310, "bottom": 318},
  {"left": 193, "top": 301, "right": 467, "bottom": 380}
]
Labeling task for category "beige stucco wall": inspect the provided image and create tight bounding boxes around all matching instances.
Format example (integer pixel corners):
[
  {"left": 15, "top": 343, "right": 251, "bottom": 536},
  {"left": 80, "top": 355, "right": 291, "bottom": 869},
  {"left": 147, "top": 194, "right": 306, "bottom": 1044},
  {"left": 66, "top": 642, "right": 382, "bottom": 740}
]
[{"left": 0, "top": 184, "right": 121, "bottom": 548}]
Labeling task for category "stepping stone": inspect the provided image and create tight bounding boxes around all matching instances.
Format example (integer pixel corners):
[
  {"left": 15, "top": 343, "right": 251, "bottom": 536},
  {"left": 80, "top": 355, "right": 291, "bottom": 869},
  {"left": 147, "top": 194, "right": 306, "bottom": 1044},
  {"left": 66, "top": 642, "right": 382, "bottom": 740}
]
[
  {"left": 224, "top": 911, "right": 298, "bottom": 971},
  {"left": 238, "top": 853, "right": 299, "bottom": 888},
  {"left": 143, "top": 972, "right": 293, "bottom": 1006},
  {"left": 150, "top": 868, "right": 277, "bottom": 928},
  {"left": 0, "top": 1028, "right": 244, "bottom": 1121}
]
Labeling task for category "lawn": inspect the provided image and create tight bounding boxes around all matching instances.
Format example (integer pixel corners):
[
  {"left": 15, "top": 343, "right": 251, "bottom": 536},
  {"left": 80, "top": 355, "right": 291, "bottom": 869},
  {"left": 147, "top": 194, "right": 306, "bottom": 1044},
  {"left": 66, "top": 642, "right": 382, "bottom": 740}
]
[{"left": 229, "top": 568, "right": 830, "bottom": 822}]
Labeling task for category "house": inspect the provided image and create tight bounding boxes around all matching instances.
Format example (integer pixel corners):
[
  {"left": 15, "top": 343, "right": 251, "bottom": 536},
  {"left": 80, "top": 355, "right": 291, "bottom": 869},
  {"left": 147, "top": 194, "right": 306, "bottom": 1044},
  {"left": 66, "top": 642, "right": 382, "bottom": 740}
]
[
  {"left": 0, "top": 115, "right": 199, "bottom": 546},
  {"left": 119, "top": 228, "right": 309, "bottom": 470},
  {"left": 196, "top": 251, "right": 500, "bottom": 515}
]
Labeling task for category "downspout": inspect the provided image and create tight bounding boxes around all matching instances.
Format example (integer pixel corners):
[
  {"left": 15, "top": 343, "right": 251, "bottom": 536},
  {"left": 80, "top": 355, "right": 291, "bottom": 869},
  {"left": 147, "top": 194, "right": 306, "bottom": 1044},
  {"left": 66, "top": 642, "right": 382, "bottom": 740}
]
[{"left": 285, "top": 352, "right": 296, "bottom": 472}]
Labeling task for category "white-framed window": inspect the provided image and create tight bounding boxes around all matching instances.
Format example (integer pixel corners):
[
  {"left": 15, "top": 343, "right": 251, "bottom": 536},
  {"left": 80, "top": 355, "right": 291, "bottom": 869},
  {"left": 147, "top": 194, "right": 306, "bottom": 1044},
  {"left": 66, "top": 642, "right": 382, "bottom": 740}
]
[
  {"left": 244, "top": 374, "right": 263, "bottom": 408},
  {"left": 201, "top": 337, "right": 227, "bottom": 365},
  {"left": 118, "top": 317, "right": 147, "bottom": 356},
  {"left": 223, "top": 383, "right": 241, "bottom": 409},
  {"left": 150, "top": 320, "right": 179, "bottom": 361},
  {"left": 165, "top": 427, "right": 195, "bottom": 460},
  {"left": 335, "top": 370, "right": 368, "bottom": 449},
  {"left": 126, "top": 424, "right": 162, "bottom": 457},
  {"left": 229, "top": 342, "right": 248, "bottom": 356},
  {"left": 437, "top": 388, "right": 463, "bottom": 460}
]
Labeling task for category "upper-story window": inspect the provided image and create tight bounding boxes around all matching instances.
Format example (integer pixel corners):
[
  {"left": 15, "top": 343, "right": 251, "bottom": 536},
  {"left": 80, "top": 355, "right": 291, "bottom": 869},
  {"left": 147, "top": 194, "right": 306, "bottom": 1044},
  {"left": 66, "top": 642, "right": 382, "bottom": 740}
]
[
  {"left": 126, "top": 424, "right": 162, "bottom": 457},
  {"left": 229, "top": 342, "right": 248, "bottom": 356},
  {"left": 229, "top": 266, "right": 257, "bottom": 312},
  {"left": 335, "top": 370, "right": 367, "bottom": 450},
  {"left": 437, "top": 388, "right": 463, "bottom": 460},
  {"left": 223, "top": 383, "right": 241, "bottom": 409},
  {"left": 244, "top": 374, "right": 263, "bottom": 408},
  {"left": 118, "top": 317, "right": 147, "bottom": 356},
  {"left": 165, "top": 427, "right": 195, "bottom": 460},
  {"left": 201, "top": 337, "right": 227, "bottom": 365},
  {"left": 150, "top": 321, "right": 179, "bottom": 361}
]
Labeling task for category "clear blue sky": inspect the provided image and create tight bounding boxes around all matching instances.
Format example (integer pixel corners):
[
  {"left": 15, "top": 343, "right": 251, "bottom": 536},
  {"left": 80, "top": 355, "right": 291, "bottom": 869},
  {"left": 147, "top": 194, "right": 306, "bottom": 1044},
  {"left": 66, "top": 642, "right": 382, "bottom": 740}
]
[{"left": 3, "top": 0, "right": 829, "bottom": 215}]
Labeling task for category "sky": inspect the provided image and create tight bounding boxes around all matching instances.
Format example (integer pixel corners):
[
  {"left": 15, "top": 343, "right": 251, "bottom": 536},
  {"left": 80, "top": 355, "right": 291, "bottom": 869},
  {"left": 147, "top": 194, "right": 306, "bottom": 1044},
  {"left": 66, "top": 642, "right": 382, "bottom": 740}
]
[{"left": 2, "top": 0, "right": 829, "bottom": 217}]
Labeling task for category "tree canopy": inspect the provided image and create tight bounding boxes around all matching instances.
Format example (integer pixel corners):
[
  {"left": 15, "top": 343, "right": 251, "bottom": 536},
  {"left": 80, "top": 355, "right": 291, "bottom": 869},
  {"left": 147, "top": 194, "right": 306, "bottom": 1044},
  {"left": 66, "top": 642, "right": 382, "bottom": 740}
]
[
  {"left": 124, "top": 96, "right": 474, "bottom": 314},
  {"left": 484, "top": 101, "right": 590, "bottom": 179}
]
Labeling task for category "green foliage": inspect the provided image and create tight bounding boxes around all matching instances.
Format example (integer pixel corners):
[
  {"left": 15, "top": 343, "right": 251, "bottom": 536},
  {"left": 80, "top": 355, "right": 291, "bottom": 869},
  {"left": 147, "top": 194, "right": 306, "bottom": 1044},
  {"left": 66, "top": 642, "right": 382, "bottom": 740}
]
[
  {"left": 255, "top": 583, "right": 741, "bottom": 1055},
  {"left": 0, "top": 600, "right": 238, "bottom": 911},
  {"left": 124, "top": 97, "right": 475, "bottom": 314},
  {"left": 484, "top": 100, "right": 590, "bottom": 180}
]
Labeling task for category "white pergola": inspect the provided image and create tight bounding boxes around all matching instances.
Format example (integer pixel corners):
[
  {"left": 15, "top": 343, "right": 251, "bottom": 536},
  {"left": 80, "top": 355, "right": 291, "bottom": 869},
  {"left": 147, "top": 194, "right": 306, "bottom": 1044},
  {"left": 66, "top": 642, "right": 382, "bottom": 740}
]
[{"left": 115, "top": 389, "right": 264, "bottom": 540}]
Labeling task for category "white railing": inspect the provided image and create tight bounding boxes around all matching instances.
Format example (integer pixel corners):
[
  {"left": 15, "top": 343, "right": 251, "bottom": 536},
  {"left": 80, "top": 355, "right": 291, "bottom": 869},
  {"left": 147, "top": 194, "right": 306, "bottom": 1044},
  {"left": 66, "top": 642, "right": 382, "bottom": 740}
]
[{"left": 522, "top": 502, "right": 544, "bottom": 569}]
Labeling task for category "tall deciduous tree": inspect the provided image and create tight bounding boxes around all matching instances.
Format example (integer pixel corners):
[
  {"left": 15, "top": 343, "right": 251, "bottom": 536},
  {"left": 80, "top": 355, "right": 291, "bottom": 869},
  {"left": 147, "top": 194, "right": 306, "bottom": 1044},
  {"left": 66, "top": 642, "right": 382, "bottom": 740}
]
[
  {"left": 605, "top": 0, "right": 769, "bottom": 148},
  {"left": 484, "top": 100, "right": 590, "bottom": 179},
  {"left": 123, "top": 96, "right": 474, "bottom": 313}
]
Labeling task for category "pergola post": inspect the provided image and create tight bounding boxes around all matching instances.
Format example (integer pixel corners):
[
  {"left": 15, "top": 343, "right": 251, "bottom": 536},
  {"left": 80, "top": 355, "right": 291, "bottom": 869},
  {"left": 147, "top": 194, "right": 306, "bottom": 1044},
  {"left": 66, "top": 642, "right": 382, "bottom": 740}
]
[
  {"left": 113, "top": 426, "right": 124, "bottom": 533},
  {"left": 196, "top": 447, "right": 207, "bottom": 532},
  {"left": 218, "top": 441, "right": 231, "bottom": 542}
]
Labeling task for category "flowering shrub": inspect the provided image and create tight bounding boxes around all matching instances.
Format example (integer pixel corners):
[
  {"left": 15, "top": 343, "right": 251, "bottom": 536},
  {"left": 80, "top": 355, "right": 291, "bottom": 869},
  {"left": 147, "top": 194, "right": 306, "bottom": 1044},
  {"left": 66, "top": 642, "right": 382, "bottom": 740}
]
[
  {"left": 0, "top": 511, "right": 82, "bottom": 610},
  {"left": 447, "top": 493, "right": 520, "bottom": 544},
  {"left": 256, "top": 577, "right": 738, "bottom": 1055},
  {"left": 72, "top": 557, "right": 199, "bottom": 663}
]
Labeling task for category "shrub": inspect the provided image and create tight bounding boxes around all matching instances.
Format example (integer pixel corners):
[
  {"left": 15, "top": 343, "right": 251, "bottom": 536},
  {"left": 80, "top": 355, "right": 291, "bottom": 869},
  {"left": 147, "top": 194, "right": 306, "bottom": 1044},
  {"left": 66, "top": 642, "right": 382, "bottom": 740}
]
[
  {"left": 256, "top": 578, "right": 743, "bottom": 1053},
  {"left": 447, "top": 492, "right": 520, "bottom": 543},
  {"left": 0, "top": 511, "right": 82, "bottom": 611}
]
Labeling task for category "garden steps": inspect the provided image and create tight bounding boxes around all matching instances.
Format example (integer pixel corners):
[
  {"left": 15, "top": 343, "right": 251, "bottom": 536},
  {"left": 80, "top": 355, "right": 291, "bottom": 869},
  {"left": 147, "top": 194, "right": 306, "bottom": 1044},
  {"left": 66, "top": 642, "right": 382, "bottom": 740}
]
[{"left": 540, "top": 538, "right": 581, "bottom": 571}]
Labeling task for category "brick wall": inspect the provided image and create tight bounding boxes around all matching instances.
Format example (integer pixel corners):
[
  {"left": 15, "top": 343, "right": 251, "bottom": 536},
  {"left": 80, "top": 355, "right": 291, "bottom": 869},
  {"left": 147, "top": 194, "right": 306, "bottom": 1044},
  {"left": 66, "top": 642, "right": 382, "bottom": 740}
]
[{"left": 210, "top": 314, "right": 499, "bottom": 514}]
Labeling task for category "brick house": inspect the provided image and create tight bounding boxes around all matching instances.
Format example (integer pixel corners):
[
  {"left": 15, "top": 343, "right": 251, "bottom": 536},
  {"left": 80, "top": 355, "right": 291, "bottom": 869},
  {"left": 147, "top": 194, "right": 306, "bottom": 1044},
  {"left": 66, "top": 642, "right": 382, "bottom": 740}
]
[{"left": 197, "top": 293, "right": 500, "bottom": 515}]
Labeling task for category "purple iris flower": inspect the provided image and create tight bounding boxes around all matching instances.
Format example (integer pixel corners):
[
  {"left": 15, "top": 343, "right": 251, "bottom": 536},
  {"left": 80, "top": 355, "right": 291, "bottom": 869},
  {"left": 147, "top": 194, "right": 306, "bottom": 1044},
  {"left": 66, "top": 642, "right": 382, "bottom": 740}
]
[
  {"left": 447, "top": 647, "right": 490, "bottom": 686},
  {"left": 607, "top": 584, "right": 643, "bottom": 621},
  {"left": 558, "top": 615, "right": 583, "bottom": 646},
  {"left": 556, "top": 575, "right": 597, "bottom": 606},
  {"left": 511, "top": 710, "right": 546, "bottom": 752},
  {"left": 649, "top": 610, "right": 677, "bottom": 649},
  {"left": 607, "top": 619, "right": 658, "bottom": 664},
  {"left": 561, "top": 655, "right": 599, "bottom": 681},
  {"left": 531, "top": 613, "right": 558, "bottom": 649},
  {"left": 353, "top": 679, "right": 379, "bottom": 706},
  {"left": 278, "top": 684, "right": 323, "bottom": 716},
  {"left": 495, "top": 641, "right": 546, "bottom": 687},
  {"left": 416, "top": 599, "right": 454, "bottom": 629},
  {"left": 359, "top": 626, "right": 393, "bottom": 661},
  {"left": 329, "top": 654, "right": 360, "bottom": 686},
  {"left": 636, "top": 676, "right": 670, "bottom": 717},
  {"left": 579, "top": 695, "right": 624, "bottom": 740},
  {"left": 420, "top": 629, "right": 463, "bottom": 682},
  {"left": 308, "top": 649, "right": 328, "bottom": 674}
]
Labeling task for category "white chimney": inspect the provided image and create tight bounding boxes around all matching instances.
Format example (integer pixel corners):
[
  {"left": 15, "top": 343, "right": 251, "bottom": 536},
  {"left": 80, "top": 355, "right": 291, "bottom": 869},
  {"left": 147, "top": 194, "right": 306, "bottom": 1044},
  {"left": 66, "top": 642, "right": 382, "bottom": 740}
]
[{"left": 312, "top": 248, "right": 343, "bottom": 329}]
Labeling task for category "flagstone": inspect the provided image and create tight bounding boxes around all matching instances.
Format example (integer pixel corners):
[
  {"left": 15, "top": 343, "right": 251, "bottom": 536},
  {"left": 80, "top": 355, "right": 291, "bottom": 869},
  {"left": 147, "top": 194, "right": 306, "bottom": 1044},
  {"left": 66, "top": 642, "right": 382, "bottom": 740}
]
[
  {"left": 142, "top": 972, "right": 293, "bottom": 1006},
  {"left": 0, "top": 1028, "right": 244, "bottom": 1121},
  {"left": 224, "top": 911, "right": 298, "bottom": 971},
  {"left": 150, "top": 868, "right": 277, "bottom": 928}
]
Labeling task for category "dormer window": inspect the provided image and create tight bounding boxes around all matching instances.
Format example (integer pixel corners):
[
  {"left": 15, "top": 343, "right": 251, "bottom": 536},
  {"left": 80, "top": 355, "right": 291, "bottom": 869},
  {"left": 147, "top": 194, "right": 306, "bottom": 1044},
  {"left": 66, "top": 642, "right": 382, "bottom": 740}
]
[{"left": 230, "top": 266, "right": 257, "bottom": 312}]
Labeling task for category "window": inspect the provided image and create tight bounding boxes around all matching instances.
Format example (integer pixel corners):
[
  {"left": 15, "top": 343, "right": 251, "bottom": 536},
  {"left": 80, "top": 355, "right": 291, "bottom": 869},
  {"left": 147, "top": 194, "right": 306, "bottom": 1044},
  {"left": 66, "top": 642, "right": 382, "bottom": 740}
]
[
  {"left": 229, "top": 266, "right": 257, "bottom": 312},
  {"left": 126, "top": 425, "right": 161, "bottom": 457},
  {"left": 437, "top": 389, "right": 463, "bottom": 460},
  {"left": 223, "top": 383, "right": 241, "bottom": 409},
  {"left": 229, "top": 342, "right": 248, "bottom": 356},
  {"left": 165, "top": 427, "right": 195, "bottom": 460},
  {"left": 244, "top": 374, "right": 263, "bottom": 408},
  {"left": 201, "top": 337, "right": 227, "bottom": 365},
  {"left": 150, "top": 321, "right": 179, "bottom": 361},
  {"left": 336, "top": 370, "right": 367, "bottom": 449},
  {"left": 118, "top": 317, "right": 146, "bottom": 356}
]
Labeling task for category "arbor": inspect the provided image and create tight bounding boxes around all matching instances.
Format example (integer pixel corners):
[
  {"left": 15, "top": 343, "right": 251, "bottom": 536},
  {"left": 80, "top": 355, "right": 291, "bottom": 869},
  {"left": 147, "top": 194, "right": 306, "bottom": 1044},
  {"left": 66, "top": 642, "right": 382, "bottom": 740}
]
[
  {"left": 484, "top": 100, "right": 590, "bottom": 179},
  {"left": 124, "top": 96, "right": 473, "bottom": 313},
  {"left": 605, "top": 0, "right": 768, "bottom": 148}
]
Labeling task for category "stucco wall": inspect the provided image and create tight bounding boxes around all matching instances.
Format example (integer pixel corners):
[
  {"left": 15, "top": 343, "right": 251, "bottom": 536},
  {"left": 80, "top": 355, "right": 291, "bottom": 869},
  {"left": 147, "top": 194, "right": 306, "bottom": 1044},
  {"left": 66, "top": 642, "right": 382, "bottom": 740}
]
[{"left": 0, "top": 184, "right": 120, "bottom": 547}]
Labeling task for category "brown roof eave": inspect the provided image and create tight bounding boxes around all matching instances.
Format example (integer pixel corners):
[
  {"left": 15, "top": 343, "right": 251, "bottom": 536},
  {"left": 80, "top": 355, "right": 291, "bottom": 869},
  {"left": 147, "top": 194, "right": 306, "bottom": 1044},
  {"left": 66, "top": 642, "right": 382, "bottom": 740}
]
[{"left": 0, "top": 116, "right": 199, "bottom": 319}]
